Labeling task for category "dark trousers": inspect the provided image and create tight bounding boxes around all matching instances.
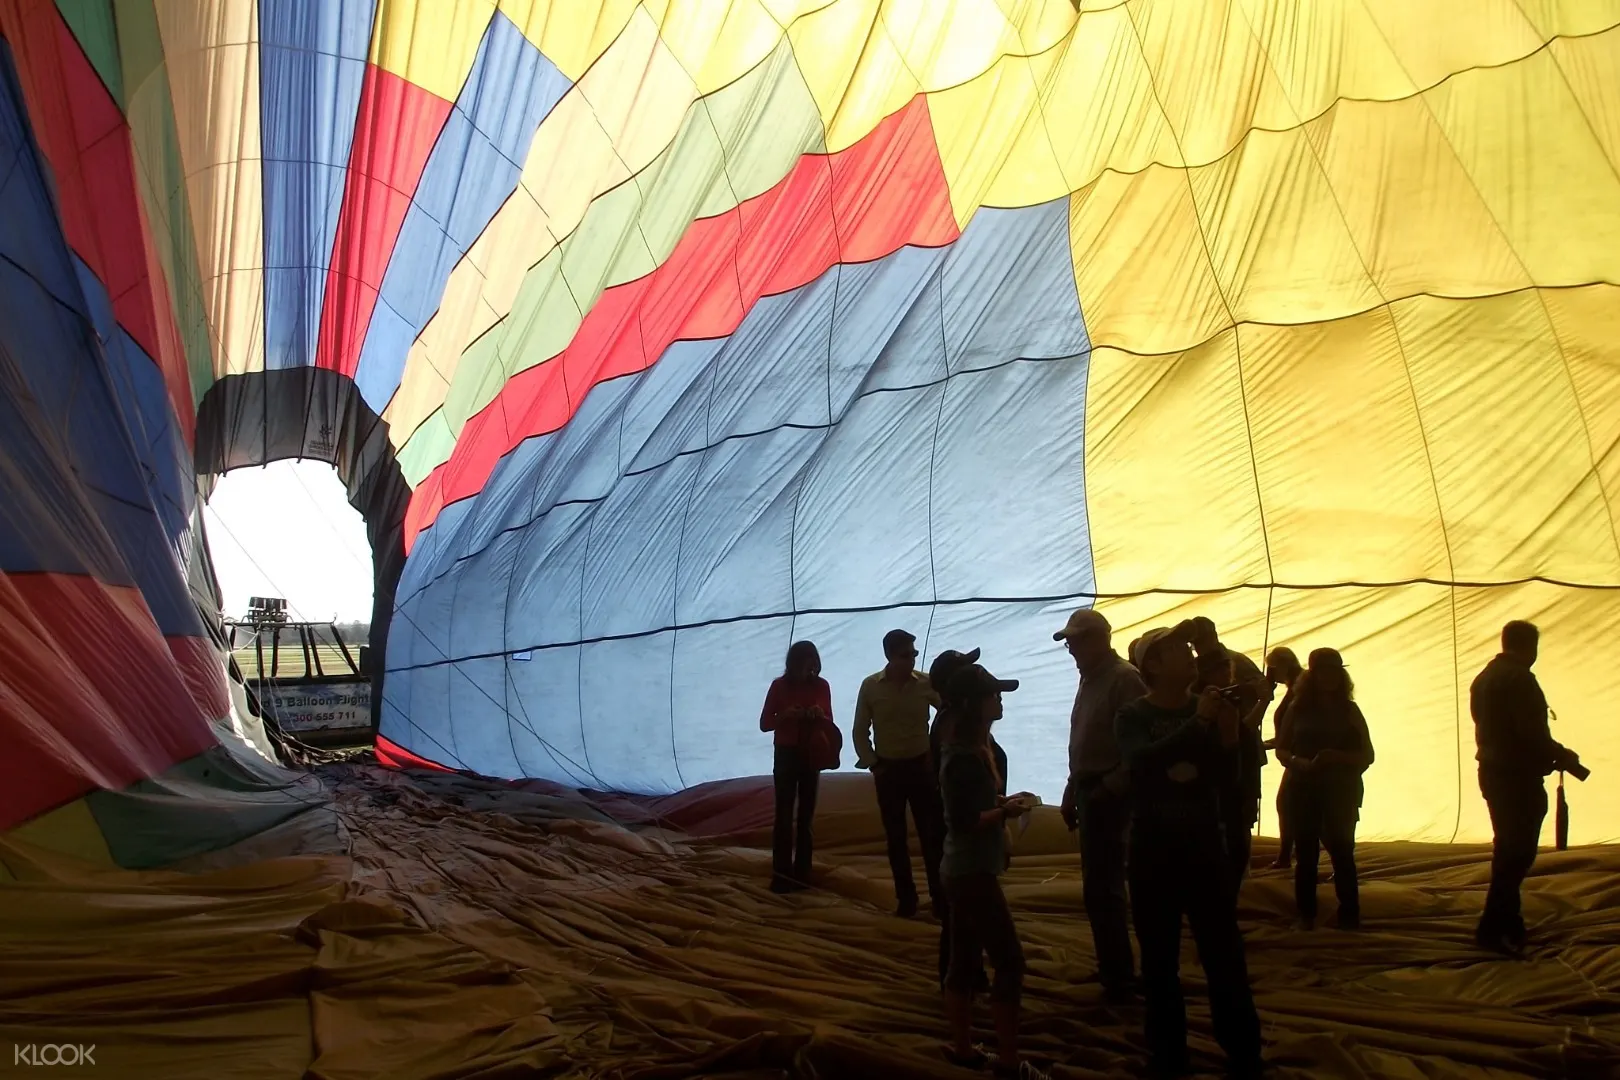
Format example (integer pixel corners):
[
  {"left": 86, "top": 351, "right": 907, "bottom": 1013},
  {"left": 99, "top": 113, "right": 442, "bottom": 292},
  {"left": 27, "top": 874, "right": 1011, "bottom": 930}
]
[
  {"left": 1129, "top": 822, "right": 1262, "bottom": 1071},
  {"left": 1224, "top": 802, "right": 1256, "bottom": 888},
  {"left": 1478, "top": 768, "right": 1547, "bottom": 945},
  {"left": 1077, "top": 786, "right": 1136, "bottom": 987},
  {"left": 1290, "top": 780, "right": 1359, "bottom": 920},
  {"left": 944, "top": 872, "right": 1025, "bottom": 1005},
  {"left": 873, "top": 753, "right": 944, "bottom": 906},
  {"left": 772, "top": 746, "right": 819, "bottom": 884},
  {"left": 1275, "top": 770, "right": 1296, "bottom": 864}
]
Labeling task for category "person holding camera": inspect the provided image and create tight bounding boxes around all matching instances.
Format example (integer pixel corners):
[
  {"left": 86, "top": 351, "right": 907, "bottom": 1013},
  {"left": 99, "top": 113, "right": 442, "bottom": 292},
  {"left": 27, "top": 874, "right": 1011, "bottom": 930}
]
[
  {"left": 1273, "top": 648, "right": 1374, "bottom": 930},
  {"left": 1188, "top": 617, "right": 1268, "bottom": 887},
  {"left": 937, "top": 663, "right": 1048, "bottom": 1080},
  {"left": 1470, "top": 620, "right": 1585, "bottom": 957},
  {"left": 1115, "top": 623, "right": 1264, "bottom": 1078}
]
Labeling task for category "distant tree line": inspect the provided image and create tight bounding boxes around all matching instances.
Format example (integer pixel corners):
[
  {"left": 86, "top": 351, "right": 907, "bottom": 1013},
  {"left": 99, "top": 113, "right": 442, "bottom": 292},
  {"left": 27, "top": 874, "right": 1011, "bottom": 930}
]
[{"left": 333, "top": 621, "right": 371, "bottom": 642}]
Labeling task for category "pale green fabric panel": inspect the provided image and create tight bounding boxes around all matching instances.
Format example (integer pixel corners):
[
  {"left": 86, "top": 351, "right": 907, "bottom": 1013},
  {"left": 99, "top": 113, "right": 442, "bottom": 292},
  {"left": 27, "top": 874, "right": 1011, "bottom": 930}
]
[
  {"left": 398, "top": 412, "right": 458, "bottom": 487},
  {"left": 699, "top": 38, "right": 827, "bottom": 215}
]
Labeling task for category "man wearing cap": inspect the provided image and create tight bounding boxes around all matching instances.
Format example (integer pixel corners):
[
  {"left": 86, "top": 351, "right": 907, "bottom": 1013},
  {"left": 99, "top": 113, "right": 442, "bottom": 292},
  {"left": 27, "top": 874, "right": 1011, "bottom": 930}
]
[
  {"left": 1116, "top": 622, "right": 1264, "bottom": 1078},
  {"left": 1053, "top": 608, "right": 1146, "bottom": 1002},
  {"left": 854, "top": 628, "right": 945, "bottom": 917}
]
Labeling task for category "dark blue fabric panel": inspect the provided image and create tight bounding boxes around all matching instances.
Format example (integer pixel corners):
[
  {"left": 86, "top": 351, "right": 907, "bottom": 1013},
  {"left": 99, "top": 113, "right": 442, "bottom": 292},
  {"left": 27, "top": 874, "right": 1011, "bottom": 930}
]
[
  {"left": 354, "top": 12, "right": 570, "bottom": 409},
  {"left": 0, "top": 46, "right": 199, "bottom": 636},
  {"left": 259, "top": 0, "right": 376, "bottom": 370}
]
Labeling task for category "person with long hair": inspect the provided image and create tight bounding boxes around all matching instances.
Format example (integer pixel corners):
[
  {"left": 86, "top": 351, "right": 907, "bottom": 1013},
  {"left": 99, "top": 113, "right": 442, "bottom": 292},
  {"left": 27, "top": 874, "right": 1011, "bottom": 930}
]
[
  {"left": 938, "top": 664, "right": 1047, "bottom": 1080},
  {"left": 1273, "top": 647, "right": 1374, "bottom": 930},
  {"left": 926, "top": 646, "right": 1007, "bottom": 991},
  {"left": 759, "top": 640, "right": 832, "bottom": 893},
  {"left": 1261, "top": 647, "right": 1304, "bottom": 869}
]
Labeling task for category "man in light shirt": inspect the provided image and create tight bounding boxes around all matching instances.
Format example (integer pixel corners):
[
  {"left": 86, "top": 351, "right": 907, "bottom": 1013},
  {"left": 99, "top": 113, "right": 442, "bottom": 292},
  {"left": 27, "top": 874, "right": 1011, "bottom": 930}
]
[
  {"left": 854, "top": 628, "right": 944, "bottom": 917},
  {"left": 1056, "top": 608, "right": 1147, "bottom": 1002}
]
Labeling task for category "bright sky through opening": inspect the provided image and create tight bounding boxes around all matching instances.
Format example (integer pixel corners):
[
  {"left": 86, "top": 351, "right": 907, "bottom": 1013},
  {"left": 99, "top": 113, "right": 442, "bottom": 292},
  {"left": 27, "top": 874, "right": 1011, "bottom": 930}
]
[{"left": 204, "top": 461, "right": 374, "bottom": 623}]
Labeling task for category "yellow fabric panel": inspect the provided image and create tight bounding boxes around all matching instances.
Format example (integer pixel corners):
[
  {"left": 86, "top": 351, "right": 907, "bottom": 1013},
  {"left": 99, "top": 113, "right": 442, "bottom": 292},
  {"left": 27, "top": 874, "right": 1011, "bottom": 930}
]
[
  {"left": 1305, "top": 95, "right": 1529, "bottom": 302},
  {"left": 1188, "top": 125, "right": 1382, "bottom": 325},
  {"left": 367, "top": 0, "right": 494, "bottom": 101},
  {"left": 1097, "top": 579, "right": 1620, "bottom": 844},
  {"left": 1544, "top": 285, "right": 1620, "bottom": 517},
  {"left": 1514, "top": 0, "right": 1620, "bottom": 37},
  {"left": 929, "top": 52, "right": 1065, "bottom": 225},
  {"left": 1259, "top": 584, "right": 1460, "bottom": 841},
  {"left": 1067, "top": 164, "right": 1228, "bottom": 355},
  {"left": 976, "top": 8, "right": 1177, "bottom": 211},
  {"left": 496, "top": 0, "right": 644, "bottom": 81},
  {"left": 1083, "top": 336, "right": 1270, "bottom": 594},
  {"left": 993, "top": 0, "right": 1083, "bottom": 51},
  {"left": 1451, "top": 582, "right": 1620, "bottom": 845},
  {"left": 153, "top": 0, "right": 265, "bottom": 377},
  {"left": 1126, "top": 0, "right": 1302, "bottom": 166},
  {"left": 1232, "top": 0, "right": 1419, "bottom": 115},
  {"left": 1394, "top": 291, "right": 1620, "bottom": 584},
  {"left": 1551, "top": 32, "right": 1620, "bottom": 172},
  {"left": 1361, "top": 0, "right": 1546, "bottom": 90},
  {"left": 575, "top": 7, "right": 702, "bottom": 175},
  {"left": 0, "top": 798, "right": 115, "bottom": 880},
  {"left": 875, "top": 0, "right": 1023, "bottom": 90},
  {"left": 786, "top": 0, "right": 918, "bottom": 152},
  {"left": 655, "top": 0, "right": 788, "bottom": 94},
  {"left": 1237, "top": 313, "right": 1449, "bottom": 585},
  {"left": 1426, "top": 42, "right": 1620, "bottom": 288}
]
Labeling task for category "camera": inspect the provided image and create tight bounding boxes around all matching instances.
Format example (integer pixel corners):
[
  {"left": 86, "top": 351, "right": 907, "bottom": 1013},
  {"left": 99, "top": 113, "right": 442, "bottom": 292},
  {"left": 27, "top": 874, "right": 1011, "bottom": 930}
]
[
  {"left": 1213, "top": 684, "right": 1245, "bottom": 705},
  {"left": 1566, "top": 760, "right": 1591, "bottom": 782}
]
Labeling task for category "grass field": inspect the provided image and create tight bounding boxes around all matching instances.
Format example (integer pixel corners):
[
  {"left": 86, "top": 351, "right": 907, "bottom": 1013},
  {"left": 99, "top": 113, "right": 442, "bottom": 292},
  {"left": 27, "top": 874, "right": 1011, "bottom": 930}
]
[{"left": 233, "top": 644, "right": 361, "bottom": 682}]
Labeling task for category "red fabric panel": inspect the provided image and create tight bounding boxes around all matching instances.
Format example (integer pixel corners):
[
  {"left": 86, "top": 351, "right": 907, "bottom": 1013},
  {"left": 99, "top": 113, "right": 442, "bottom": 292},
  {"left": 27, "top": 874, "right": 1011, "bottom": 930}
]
[
  {"left": 316, "top": 64, "right": 453, "bottom": 377},
  {"left": 0, "top": 2, "right": 196, "bottom": 445},
  {"left": 166, "top": 634, "right": 232, "bottom": 721},
  {"left": 375, "top": 733, "right": 454, "bottom": 772},
  {"left": 0, "top": 573, "right": 218, "bottom": 831},
  {"left": 404, "top": 96, "right": 958, "bottom": 549}
]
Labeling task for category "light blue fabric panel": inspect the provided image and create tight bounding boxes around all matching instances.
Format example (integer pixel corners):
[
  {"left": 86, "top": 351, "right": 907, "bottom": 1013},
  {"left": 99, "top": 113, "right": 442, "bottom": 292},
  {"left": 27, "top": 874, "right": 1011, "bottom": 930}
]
[
  {"left": 930, "top": 354, "right": 1094, "bottom": 599},
  {"left": 387, "top": 197, "right": 1096, "bottom": 801},
  {"left": 259, "top": 0, "right": 375, "bottom": 370}
]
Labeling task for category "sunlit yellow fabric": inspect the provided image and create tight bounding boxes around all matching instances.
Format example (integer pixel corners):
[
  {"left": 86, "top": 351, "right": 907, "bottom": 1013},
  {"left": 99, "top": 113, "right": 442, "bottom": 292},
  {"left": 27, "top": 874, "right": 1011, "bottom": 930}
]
[
  {"left": 236, "top": 0, "right": 1620, "bottom": 843},
  {"left": 367, "top": 0, "right": 495, "bottom": 102},
  {"left": 497, "top": 0, "right": 645, "bottom": 81},
  {"left": 154, "top": 0, "right": 265, "bottom": 377}
]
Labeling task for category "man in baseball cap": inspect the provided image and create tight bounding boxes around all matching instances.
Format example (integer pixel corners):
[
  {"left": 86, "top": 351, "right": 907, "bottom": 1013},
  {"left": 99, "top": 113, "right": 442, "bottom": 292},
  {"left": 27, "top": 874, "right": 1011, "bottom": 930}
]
[{"left": 1053, "top": 606, "right": 1145, "bottom": 1001}]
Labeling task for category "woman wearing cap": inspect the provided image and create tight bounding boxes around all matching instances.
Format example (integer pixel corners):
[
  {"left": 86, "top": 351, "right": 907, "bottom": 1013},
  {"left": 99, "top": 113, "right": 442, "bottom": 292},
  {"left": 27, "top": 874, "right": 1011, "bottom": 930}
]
[
  {"left": 1273, "top": 647, "right": 1374, "bottom": 930},
  {"left": 938, "top": 663, "right": 1047, "bottom": 1080},
  {"left": 927, "top": 647, "right": 1010, "bottom": 992},
  {"left": 759, "top": 640, "right": 833, "bottom": 893}
]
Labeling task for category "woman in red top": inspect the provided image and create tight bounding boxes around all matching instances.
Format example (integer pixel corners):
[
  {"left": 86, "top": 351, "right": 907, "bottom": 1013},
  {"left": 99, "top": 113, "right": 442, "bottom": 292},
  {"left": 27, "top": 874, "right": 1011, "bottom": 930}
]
[{"left": 760, "top": 640, "right": 832, "bottom": 893}]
